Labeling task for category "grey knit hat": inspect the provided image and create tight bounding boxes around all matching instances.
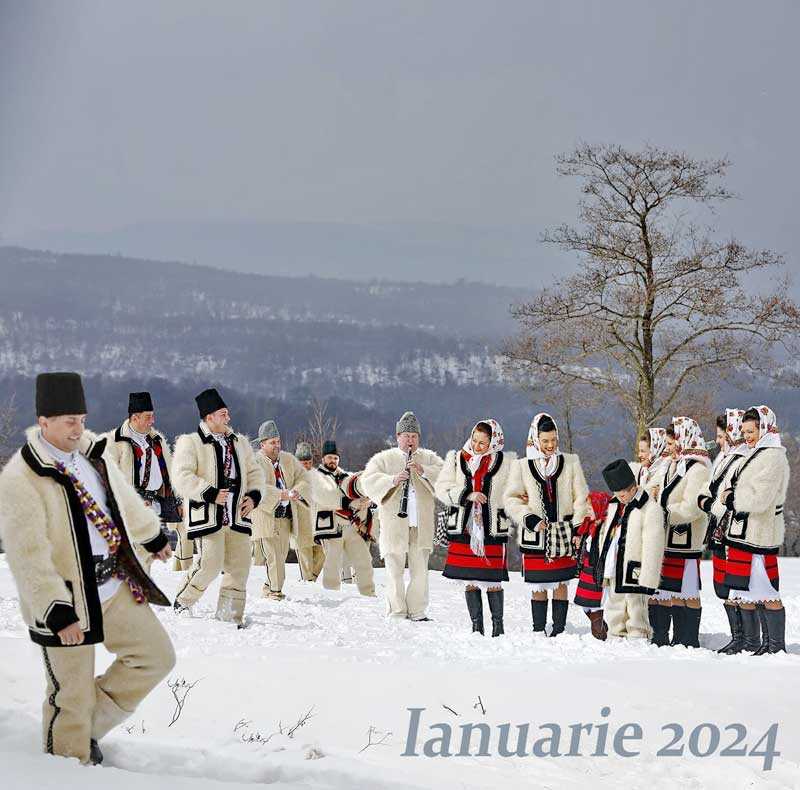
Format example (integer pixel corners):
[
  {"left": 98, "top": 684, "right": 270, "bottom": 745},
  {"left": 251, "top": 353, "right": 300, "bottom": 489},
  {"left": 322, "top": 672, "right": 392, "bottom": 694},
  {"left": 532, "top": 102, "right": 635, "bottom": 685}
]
[
  {"left": 295, "top": 441, "right": 313, "bottom": 461},
  {"left": 396, "top": 411, "right": 421, "bottom": 436},
  {"left": 257, "top": 420, "right": 280, "bottom": 441}
]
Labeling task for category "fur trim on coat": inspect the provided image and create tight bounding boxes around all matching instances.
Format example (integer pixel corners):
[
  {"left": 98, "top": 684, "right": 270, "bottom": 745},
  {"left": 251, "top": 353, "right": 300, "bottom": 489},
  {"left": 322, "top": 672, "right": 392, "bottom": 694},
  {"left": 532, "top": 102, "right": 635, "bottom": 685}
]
[
  {"left": 503, "top": 453, "right": 590, "bottom": 554},
  {"left": 360, "top": 447, "right": 444, "bottom": 557},
  {"left": 171, "top": 422, "right": 265, "bottom": 538},
  {"left": 0, "top": 427, "right": 170, "bottom": 646}
]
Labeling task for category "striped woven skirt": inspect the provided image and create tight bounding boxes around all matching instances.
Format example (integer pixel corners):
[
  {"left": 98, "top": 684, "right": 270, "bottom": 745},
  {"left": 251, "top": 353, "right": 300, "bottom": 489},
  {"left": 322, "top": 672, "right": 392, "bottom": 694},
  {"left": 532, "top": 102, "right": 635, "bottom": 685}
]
[
  {"left": 711, "top": 545, "right": 730, "bottom": 599},
  {"left": 442, "top": 537, "right": 509, "bottom": 584},
  {"left": 573, "top": 546, "right": 603, "bottom": 609},
  {"left": 725, "top": 548, "right": 780, "bottom": 601},
  {"left": 658, "top": 554, "right": 701, "bottom": 594},
  {"left": 521, "top": 551, "right": 577, "bottom": 584}
]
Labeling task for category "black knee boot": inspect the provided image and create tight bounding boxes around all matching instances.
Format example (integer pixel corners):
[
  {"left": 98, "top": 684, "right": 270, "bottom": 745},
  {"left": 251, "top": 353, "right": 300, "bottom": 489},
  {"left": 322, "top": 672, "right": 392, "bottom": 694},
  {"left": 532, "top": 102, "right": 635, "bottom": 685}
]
[
  {"left": 763, "top": 607, "right": 786, "bottom": 654},
  {"left": 487, "top": 589, "right": 504, "bottom": 637},
  {"left": 754, "top": 605, "right": 770, "bottom": 655},
  {"left": 739, "top": 607, "right": 761, "bottom": 652},
  {"left": 649, "top": 604, "right": 670, "bottom": 647},
  {"left": 682, "top": 607, "right": 701, "bottom": 648},
  {"left": 531, "top": 598, "right": 548, "bottom": 633},
  {"left": 465, "top": 588, "right": 484, "bottom": 634},
  {"left": 718, "top": 605, "right": 743, "bottom": 654},
  {"left": 549, "top": 599, "right": 568, "bottom": 637},
  {"left": 669, "top": 606, "right": 686, "bottom": 646}
]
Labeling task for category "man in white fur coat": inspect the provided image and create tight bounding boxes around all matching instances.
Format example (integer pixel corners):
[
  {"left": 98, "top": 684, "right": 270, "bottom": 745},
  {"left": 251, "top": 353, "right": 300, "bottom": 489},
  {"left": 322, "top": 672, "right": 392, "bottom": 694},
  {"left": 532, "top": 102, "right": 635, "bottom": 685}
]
[
  {"left": 172, "top": 388, "right": 265, "bottom": 623},
  {"left": 311, "top": 440, "right": 376, "bottom": 596},
  {"left": 0, "top": 373, "right": 175, "bottom": 765},
  {"left": 593, "top": 459, "right": 666, "bottom": 639},
  {"left": 104, "top": 391, "right": 190, "bottom": 571},
  {"left": 250, "top": 420, "right": 312, "bottom": 600},
  {"left": 361, "top": 412, "right": 443, "bottom": 620}
]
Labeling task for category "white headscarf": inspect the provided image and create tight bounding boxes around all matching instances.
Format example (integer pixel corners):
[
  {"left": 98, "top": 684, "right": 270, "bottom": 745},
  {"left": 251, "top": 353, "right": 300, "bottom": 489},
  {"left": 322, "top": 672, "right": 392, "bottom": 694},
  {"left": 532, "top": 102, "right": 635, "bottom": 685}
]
[
  {"left": 462, "top": 419, "right": 505, "bottom": 474},
  {"left": 712, "top": 408, "right": 748, "bottom": 475},
  {"left": 752, "top": 405, "right": 783, "bottom": 450},
  {"left": 646, "top": 427, "right": 670, "bottom": 483},
  {"left": 725, "top": 408, "right": 749, "bottom": 457},
  {"left": 525, "top": 412, "right": 560, "bottom": 477},
  {"left": 461, "top": 419, "right": 505, "bottom": 558},
  {"left": 673, "top": 416, "right": 711, "bottom": 476}
]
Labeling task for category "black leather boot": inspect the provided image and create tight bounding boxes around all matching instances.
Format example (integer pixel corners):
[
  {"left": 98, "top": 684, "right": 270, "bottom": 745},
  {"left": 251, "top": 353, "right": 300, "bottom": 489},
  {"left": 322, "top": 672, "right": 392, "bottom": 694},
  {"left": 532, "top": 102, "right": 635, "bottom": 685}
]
[
  {"left": 487, "top": 588, "right": 504, "bottom": 637},
  {"left": 739, "top": 607, "right": 761, "bottom": 652},
  {"left": 531, "top": 598, "right": 548, "bottom": 633},
  {"left": 649, "top": 604, "right": 671, "bottom": 647},
  {"left": 465, "top": 588, "right": 484, "bottom": 635},
  {"left": 754, "top": 605, "right": 771, "bottom": 655},
  {"left": 682, "top": 607, "right": 701, "bottom": 648},
  {"left": 549, "top": 599, "right": 568, "bottom": 637},
  {"left": 90, "top": 738, "right": 104, "bottom": 765},
  {"left": 718, "top": 605, "right": 743, "bottom": 654},
  {"left": 669, "top": 605, "right": 685, "bottom": 646},
  {"left": 764, "top": 607, "right": 786, "bottom": 654}
]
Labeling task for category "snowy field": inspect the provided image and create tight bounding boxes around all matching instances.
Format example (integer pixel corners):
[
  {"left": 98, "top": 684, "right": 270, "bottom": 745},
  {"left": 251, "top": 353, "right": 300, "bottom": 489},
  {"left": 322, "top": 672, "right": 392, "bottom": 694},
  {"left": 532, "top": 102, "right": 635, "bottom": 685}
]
[{"left": 1, "top": 556, "right": 798, "bottom": 790}]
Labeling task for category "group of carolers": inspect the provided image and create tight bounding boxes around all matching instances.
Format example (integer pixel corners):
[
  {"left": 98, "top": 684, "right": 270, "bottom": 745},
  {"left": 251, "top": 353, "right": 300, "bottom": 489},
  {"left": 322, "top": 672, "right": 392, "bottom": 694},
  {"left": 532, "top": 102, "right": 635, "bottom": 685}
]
[
  {"left": 0, "top": 372, "right": 792, "bottom": 766},
  {"left": 109, "top": 388, "right": 383, "bottom": 624},
  {"left": 433, "top": 409, "right": 789, "bottom": 657}
]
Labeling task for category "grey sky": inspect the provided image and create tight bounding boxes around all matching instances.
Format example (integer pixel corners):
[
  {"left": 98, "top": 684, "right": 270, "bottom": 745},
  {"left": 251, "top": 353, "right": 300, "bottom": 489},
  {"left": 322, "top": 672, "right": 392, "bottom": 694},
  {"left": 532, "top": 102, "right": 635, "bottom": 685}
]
[{"left": 1, "top": 0, "right": 797, "bottom": 285}]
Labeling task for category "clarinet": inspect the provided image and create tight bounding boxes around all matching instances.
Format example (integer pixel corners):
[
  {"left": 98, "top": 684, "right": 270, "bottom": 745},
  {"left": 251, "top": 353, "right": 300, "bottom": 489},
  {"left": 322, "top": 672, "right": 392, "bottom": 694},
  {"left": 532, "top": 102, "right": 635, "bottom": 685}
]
[{"left": 397, "top": 449, "right": 412, "bottom": 519}]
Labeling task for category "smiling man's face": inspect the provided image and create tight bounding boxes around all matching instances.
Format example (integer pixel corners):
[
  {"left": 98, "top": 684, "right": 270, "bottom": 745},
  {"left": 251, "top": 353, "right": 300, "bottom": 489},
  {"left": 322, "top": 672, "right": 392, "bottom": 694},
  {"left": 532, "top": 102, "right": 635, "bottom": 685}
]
[{"left": 39, "top": 414, "right": 87, "bottom": 453}]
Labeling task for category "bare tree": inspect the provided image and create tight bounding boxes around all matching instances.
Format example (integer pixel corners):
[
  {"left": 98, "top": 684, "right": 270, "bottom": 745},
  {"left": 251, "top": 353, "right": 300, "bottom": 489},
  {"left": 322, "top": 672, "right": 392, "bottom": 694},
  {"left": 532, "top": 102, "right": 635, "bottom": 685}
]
[
  {"left": 508, "top": 143, "right": 800, "bottom": 440},
  {"left": 296, "top": 397, "right": 339, "bottom": 463}
]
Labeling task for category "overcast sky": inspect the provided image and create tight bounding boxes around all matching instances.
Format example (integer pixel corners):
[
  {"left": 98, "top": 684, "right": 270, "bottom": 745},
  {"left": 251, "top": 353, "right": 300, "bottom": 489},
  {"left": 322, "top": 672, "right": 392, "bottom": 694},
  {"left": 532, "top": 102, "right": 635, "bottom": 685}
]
[{"left": 0, "top": 0, "right": 797, "bottom": 285}]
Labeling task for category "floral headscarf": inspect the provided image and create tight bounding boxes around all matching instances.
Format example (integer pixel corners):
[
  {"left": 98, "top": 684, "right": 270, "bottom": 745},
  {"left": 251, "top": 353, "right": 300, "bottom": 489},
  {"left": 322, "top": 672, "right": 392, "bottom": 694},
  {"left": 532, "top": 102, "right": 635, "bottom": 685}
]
[
  {"left": 648, "top": 428, "right": 668, "bottom": 465},
  {"left": 644, "top": 427, "right": 670, "bottom": 484},
  {"left": 752, "top": 405, "right": 783, "bottom": 450},
  {"left": 712, "top": 408, "right": 748, "bottom": 476},
  {"left": 673, "top": 416, "right": 711, "bottom": 475},
  {"left": 525, "top": 412, "right": 560, "bottom": 476},
  {"left": 462, "top": 419, "right": 505, "bottom": 474}
]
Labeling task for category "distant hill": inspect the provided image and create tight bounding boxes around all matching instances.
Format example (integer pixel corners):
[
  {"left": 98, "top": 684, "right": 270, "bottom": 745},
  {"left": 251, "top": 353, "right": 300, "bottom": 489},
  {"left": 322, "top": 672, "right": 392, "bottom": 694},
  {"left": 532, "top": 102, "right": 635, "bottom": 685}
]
[
  {"left": 0, "top": 245, "right": 538, "bottom": 451},
  {"left": 7, "top": 220, "right": 549, "bottom": 287}
]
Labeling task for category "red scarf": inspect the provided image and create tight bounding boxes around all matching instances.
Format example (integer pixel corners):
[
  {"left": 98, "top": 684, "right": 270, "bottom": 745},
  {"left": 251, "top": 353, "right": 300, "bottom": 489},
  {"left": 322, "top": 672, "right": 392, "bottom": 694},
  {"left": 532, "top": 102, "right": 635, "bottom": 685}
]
[{"left": 462, "top": 451, "right": 492, "bottom": 493}]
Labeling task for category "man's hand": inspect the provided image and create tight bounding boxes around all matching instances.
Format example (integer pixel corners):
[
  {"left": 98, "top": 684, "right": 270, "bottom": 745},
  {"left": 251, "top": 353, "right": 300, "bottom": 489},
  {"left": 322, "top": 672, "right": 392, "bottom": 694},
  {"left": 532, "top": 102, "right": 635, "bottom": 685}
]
[
  {"left": 214, "top": 489, "right": 230, "bottom": 505},
  {"left": 393, "top": 469, "right": 410, "bottom": 486},
  {"left": 177, "top": 505, "right": 184, "bottom": 520},
  {"left": 408, "top": 461, "right": 424, "bottom": 476},
  {"left": 153, "top": 545, "right": 173, "bottom": 563},
  {"left": 287, "top": 489, "right": 300, "bottom": 501},
  {"left": 467, "top": 492, "right": 488, "bottom": 505},
  {"left": 572, "top": 535, "right": 582, "bottom": 549},
  {"left": 240, "top": 495, "right": 255, "bottom": 517},
  {"left": 648, "top": 487, "right": 660, "bottom": 501},
  {"left": 519, "top": 493, "right": 529, "bottom": 504},
  {"left": 143, "top": 499, "right": 152, "bottom": 508},
  {"left": 279, "top": 489, "right": 292, "bottom": 502},
  {"left": 58, "top": 622, "right": 84, "bottom": 646}
]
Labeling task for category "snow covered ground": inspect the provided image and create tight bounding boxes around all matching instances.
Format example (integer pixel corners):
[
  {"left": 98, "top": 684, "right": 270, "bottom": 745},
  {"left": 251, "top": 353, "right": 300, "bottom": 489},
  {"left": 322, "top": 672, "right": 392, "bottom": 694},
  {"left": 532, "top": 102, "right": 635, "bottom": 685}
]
[{"left": 1, "top": 556, "right": 798, "bottom": 789}]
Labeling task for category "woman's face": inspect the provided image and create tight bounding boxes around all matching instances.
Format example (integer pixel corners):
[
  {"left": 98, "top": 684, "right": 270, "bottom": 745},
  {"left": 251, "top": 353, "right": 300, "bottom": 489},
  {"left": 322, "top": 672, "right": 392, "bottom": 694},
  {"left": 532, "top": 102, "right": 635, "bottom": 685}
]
[
  {"left": 470, "top": 430, "right": 491, "bottom": 454},
  {"left": 742, "top": 419, "right": 759, "bottom": 448},
  {"left": 666, "top": 435, "right": 679, "bottom": 459},
  {"left": 716, "top": 426, "right": 727, "bottom": 450},
  {"left": 538, "top": 429, "right": 558, "bottom": 456},
  {"left": 638, "top": 439, "right": 650, "bottom": 464}
]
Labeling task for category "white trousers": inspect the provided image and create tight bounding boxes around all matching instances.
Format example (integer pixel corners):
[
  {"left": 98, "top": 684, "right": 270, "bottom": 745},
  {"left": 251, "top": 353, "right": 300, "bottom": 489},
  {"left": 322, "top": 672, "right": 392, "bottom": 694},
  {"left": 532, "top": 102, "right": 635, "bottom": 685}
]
[
  {"left": 321, "top": 524, "right": 375, "bottom": 596},
  {"left": 383, "top": 527, "right": 431, "bottom": 620},
  {"left": 605, "top": 589, "right": 651, "bottom": 638}
]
